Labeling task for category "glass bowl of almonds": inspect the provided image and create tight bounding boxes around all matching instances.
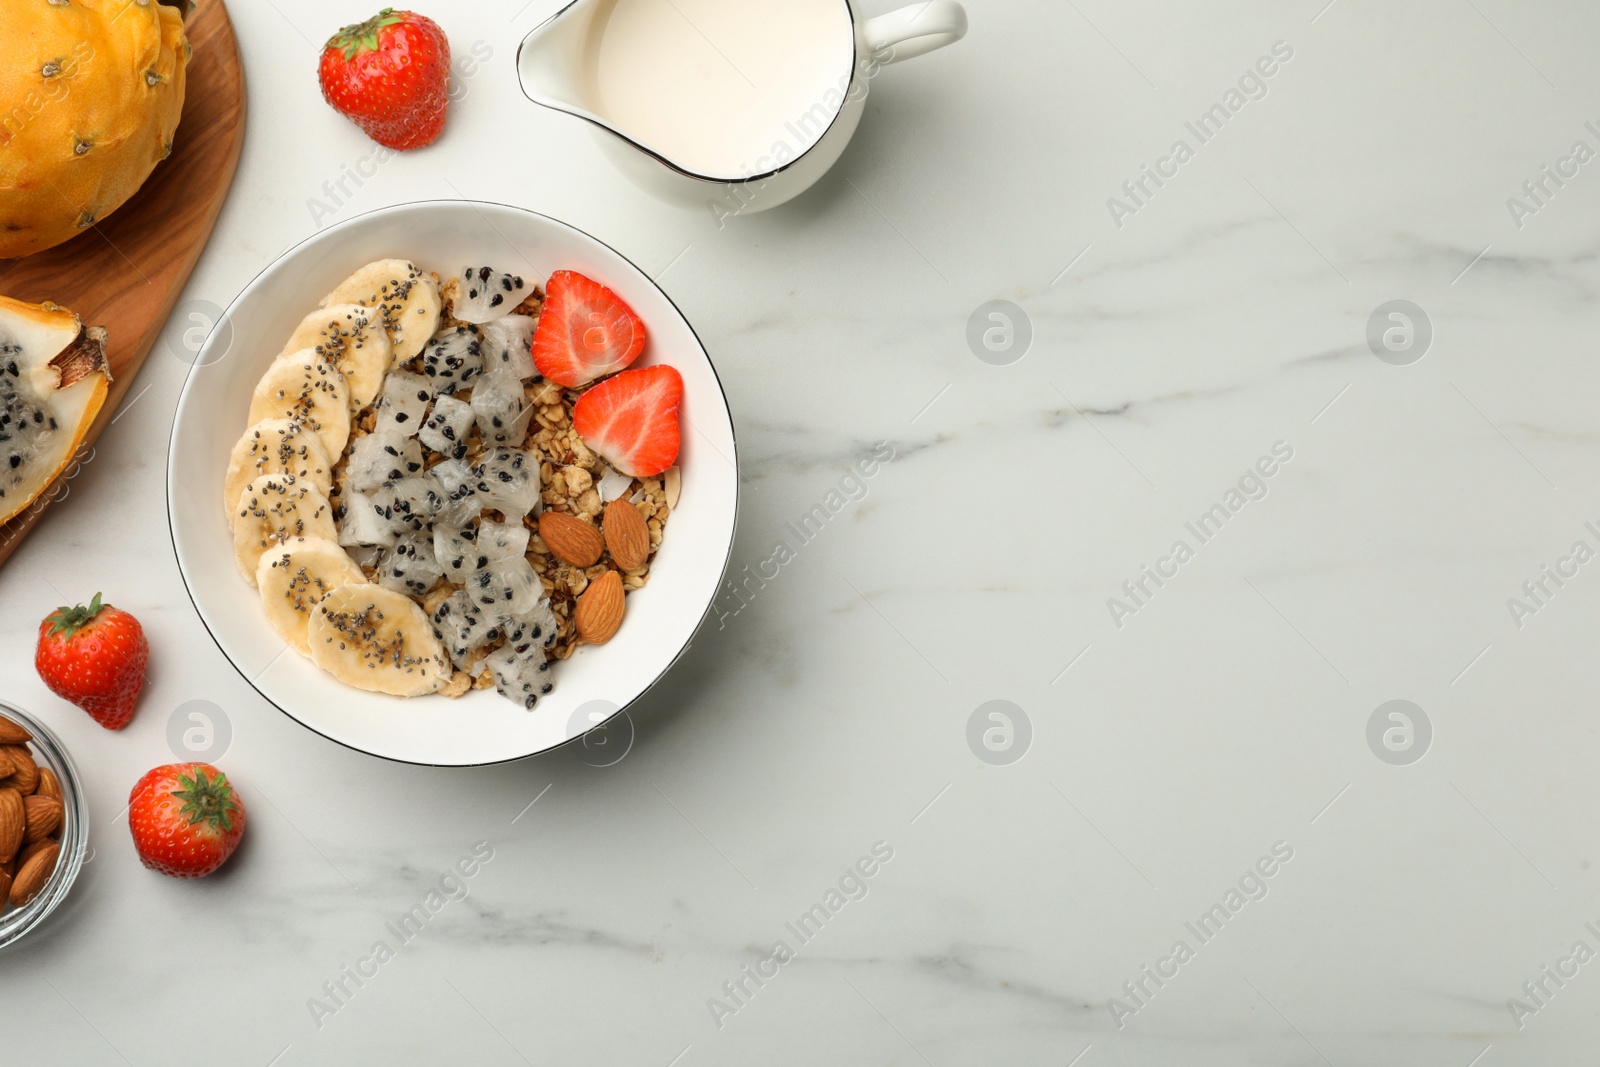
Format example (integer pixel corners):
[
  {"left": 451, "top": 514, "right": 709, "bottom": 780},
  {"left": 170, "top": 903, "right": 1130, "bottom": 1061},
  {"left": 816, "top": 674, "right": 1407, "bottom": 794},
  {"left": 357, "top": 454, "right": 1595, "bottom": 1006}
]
[{"left": 0, "top": 702, "right": 87, "bottom": 949}]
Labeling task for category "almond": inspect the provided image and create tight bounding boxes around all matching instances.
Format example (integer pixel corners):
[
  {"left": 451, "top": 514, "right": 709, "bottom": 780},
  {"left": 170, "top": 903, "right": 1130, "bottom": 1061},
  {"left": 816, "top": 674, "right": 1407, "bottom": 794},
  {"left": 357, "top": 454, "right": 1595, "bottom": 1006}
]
[
  {"left": 1, "top": 745, "right": 37, "bottom": 795},
  {"left": 575, "top": 570, "right": 625, "bottom": 644},
  {"left": 539, "top": 511, "right": 604, "bottom": 568},
  {"left": 0, "top": 788, "right": 22, "bottom": 864},
  {"left": 9, "top": 840, "right": 58, "bottom": 908},
  {"left": 603, "top": 499, "right": 650, "bottom": 571},
  {"left": 23, "top": 795, "right": 60, "bottom": 843},
  {"left": 0, "top": 713, "right": 30, "bottom": 745},
  {"left": 0, "top": 865, "right": 11, "bottom": 904},
  {"left": 0, "top": 749, "right": 12, "bottom": 780},
  {"left": 17, "top": 837, "right": 52, "bottom": 867},
  {"left": 35, "top": 767, "right": 61, "bottom": 803}
]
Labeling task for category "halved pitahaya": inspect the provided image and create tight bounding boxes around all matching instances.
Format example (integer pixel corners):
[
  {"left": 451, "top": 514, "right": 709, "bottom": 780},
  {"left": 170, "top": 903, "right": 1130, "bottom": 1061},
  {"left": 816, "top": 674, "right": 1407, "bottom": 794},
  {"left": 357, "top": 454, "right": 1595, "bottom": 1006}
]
[
  {"left": 479, "top": 631, "right": 551, "bottom": 708},
  {"left": 433, "top": 522, "right": 483, "bottom": 583},
  {"left": 377, "top": 531, "right": 444, "bottom": 596},
  {"left": 475, "top": 447, "right": 541, "bottom": 518},
  {"left": 429, "top": 589, "right": 506, "bottom": 670},
  {"left": 470, "top": 370, "right": 533, "bottom": 447},
  {"left": 421, "top": 325, "right": 483, "bottom": 395},
  {"left": 374, "top": 370, "right": 432, "bottom": 436},
  {"left": 0, "top": 297, "right": 109, "bottom": 525},
  {"left": 337, "top": 487, "right": 397, "bottom": 548},
  {"left": 452, "top": 267, "right": 528, "bottom": 324},
  {"left": 464, "top": 557, "right": 542, "bottom": 616},
  {"left": 478, "top": 519, "right": 529, "bottom": 564},
  {"left": 480, "top": 315, "right": 536, "bottom": 378},
  {"left": 347, "top": 430, "right": 422, "bottom": 492},
  {"left": 418, "top": 394, "right": 474, "bottom": 460}
]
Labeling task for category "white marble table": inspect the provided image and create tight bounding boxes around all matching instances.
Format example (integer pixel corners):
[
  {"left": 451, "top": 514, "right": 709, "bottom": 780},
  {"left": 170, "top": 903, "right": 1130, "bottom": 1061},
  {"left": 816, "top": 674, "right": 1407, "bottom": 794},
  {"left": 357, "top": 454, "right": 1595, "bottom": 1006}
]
[{"left": 6, "top": 0, "right": 1600, "bottom": 1063}]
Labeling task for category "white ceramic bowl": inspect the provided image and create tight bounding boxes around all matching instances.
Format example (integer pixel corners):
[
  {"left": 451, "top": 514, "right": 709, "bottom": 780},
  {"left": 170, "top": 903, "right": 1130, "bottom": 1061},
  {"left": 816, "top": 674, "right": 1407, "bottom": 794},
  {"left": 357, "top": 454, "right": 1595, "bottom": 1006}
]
[{"left": 168, "top": 200, "right": 738, "bottom": 765}]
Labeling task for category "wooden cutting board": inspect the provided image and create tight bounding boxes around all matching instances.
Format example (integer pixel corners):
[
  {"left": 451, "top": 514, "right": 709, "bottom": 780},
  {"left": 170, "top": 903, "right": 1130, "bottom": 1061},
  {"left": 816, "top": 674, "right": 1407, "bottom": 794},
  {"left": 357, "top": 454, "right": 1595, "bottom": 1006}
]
[{"left": 0, "top": 0, "right": 244, "bottom": 565}]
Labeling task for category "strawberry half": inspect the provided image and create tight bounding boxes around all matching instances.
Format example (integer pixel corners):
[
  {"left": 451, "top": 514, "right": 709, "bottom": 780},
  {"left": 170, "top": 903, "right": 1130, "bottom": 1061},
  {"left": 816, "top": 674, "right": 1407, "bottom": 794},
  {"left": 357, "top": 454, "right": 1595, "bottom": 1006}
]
[
  {"left": 532, "top": 270, "right": 647, "bottom": 388},
  {"left": 572, "top": 365, "right": 683, "bottom": 478}
]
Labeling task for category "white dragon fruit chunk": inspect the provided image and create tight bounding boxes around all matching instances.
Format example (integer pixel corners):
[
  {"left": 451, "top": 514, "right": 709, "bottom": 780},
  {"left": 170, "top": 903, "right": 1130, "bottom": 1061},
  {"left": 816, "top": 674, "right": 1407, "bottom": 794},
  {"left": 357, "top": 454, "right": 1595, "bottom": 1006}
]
[
  {"left": 429, "top": 589, "right": 507, "bottom": 670},
  {"left": 347, "top": 430, "right": 422, "bottom": 492},
  {"left": 514, "top": 598, "right": 561, "bottom": 650},
  {"left": 471, "top": 369, "right": 533, "bottom": 448},
  {"left": 481, "top": 629, "right": 551, "bottom": 709},
  {"left": 377, "top": 531, "right": 445, "bottom": 597},
  {"left": 344, "top": 543, "right": 382, "bottom": 570},
  {"left": 478, "top": 519, "right": 530, "bottom": 564},
  {"left": 475, "top": 447, "right": 540, "bottom": 518},
  {"left": 374, "top": 370, "right": 432, "bottom": 436},
  {"left": 452, "top": 266, "right": 528, "bottom": 324},
  {"left": 465, "top": 557, "right": 542, "bottom": 616},
  {"left": 480, "top": 314, "right": 536, "bottom": 378},
  {"left": 433, "top": 522, "right": 482, "bottom": 583},
  {"left": 429, "top": 457, "right": 483, "bottom": 526},
  {"left": 337, "top": 487, "right": 397, "bottom": 548},
  {"left": 371, "top": 473, "right": 443, "bottom": 534},
  {"left": 430, "top": 457, "right": 474, "bottom": 494},
  {"left": 421, "top": 324, "right": 483, "bottom": 395},
  {"left": 418, "top": 393, "right": 474, "bottom": 460}
]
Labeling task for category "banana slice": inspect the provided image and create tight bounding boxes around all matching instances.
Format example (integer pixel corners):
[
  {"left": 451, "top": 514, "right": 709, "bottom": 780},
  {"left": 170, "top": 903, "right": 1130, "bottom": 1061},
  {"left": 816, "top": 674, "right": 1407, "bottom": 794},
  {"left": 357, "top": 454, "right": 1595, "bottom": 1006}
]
[
  {"left": 280, "top": 304, "right": 391, "bottom": 411},
  {"left": 233, "top": 474, "right": 338, "bottom": 585},
  {"left": 320, "top": 259, "right": 441, "bottom": 365},
  {"left": 248, "top": 351, "right": 351, "bottom": 460},
  {"left": 307, "top": 584, "right": 450, "bottom": 697},
  {"left": 256, "top": 537, "right": 367, "bottom": 656},
  {"left": 223, "top": 418, "right": 333, "bottom": 527}
]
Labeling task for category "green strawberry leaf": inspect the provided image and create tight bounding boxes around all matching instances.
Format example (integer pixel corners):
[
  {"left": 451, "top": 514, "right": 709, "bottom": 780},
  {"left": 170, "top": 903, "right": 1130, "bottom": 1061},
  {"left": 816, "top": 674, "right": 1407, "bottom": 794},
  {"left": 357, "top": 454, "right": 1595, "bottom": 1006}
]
[
  {"left": 327, "top": 7, "right": 405, "bottom": 60},
  {"left": 46, "top": 592, "right": 104, "bottom": 638},
  {"left": 171, "top": 767, "right": 239, "bottom": 833}
]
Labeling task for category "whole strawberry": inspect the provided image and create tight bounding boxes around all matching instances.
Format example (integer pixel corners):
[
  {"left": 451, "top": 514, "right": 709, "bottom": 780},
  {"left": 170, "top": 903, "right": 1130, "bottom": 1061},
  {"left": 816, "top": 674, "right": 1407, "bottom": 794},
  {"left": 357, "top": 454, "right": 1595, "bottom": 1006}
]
[
  {"left": 129, "top": 763, "right": 246, "bottom": 878},
  {"left": 36, "top": 593, "right": 148, "bottom": 730},
  {"left": 319, "top": 8, "right": 451, "bottom": 151}
]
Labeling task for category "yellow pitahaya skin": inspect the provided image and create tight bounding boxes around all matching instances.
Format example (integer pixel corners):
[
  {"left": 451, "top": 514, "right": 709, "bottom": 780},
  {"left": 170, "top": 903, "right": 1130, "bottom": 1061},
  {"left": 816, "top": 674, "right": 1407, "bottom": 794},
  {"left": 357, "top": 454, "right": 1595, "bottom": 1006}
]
[{"left": 0, "top": 0, "right": 188, "bottom": 259}]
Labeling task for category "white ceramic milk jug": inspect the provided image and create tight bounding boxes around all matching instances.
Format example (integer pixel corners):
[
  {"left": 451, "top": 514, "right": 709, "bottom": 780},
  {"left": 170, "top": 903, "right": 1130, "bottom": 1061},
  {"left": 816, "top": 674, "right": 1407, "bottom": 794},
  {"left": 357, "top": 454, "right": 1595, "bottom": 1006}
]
[{"left": 517, "top": 0, "right": 967, "bottom": 220}]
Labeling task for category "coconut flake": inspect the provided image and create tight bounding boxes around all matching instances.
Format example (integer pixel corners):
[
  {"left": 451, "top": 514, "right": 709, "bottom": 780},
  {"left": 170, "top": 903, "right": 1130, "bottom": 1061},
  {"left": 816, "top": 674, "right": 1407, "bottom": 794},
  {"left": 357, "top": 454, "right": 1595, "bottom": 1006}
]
[
  {"left": 663, "top": 465, "right": 681, "bottom": 510},
  {"left": 596, "top": 465, "right": 634, "bottom": 503}
]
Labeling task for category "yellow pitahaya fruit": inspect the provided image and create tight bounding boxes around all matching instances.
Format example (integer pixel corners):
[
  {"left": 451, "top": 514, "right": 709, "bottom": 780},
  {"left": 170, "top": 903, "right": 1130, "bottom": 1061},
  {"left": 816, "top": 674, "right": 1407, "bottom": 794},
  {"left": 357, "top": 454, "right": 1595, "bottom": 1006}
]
[{"left": 0, "top": 0, "right": 189, "bottom": 259}]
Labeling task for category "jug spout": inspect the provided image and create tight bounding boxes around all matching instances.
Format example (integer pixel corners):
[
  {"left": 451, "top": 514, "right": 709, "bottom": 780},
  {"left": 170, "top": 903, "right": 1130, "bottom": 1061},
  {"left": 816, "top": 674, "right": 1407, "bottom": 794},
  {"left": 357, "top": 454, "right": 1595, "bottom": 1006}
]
[{"left": 516, "top": 0, "right": 601, "bottom": 116}]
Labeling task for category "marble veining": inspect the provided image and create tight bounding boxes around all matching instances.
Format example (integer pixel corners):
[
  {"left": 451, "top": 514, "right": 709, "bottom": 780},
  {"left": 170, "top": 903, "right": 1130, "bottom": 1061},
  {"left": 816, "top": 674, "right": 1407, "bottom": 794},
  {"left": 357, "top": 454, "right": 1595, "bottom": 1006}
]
[{"left": 4, "top": 0, "right": 1600, "bottom": 1064}]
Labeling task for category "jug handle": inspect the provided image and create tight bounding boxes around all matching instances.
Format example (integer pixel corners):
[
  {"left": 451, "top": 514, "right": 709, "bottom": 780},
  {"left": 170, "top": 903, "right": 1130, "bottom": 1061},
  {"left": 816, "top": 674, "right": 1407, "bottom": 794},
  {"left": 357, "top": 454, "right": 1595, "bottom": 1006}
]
[{"left": 862, "top": 1, "right": 968, "bottom": 65}]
